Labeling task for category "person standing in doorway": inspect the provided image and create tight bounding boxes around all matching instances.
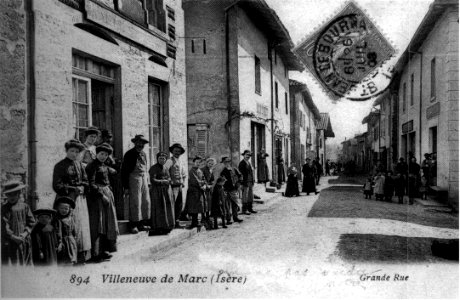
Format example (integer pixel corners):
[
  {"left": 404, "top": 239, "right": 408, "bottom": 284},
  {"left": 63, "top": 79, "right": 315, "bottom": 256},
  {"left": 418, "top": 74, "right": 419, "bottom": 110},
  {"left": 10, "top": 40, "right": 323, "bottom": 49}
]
[
  {"left": 164, "top": 143, "right": 187, "bottom": 228},
  {"left": 257, "top": 149, "right": 270, "bottom": 184},
  {"left": 79, "top": 126, "right": 100, "bottom": 165},
  {"left": 121, "top": 135, "right": 151, "bottom": 234},
  {"left": 408, "top": 157, "right": 421, "bottom": 205},
  {"left": 239, "top": 150, "right": 257, "bottom": 215},
  {"left": 276, "top": 153, "right": 286, "bottom": 185}
]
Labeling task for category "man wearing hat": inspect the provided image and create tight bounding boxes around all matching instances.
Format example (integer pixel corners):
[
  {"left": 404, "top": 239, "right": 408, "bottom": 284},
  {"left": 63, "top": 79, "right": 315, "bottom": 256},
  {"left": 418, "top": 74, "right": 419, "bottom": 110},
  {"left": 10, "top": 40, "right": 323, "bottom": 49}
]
[
  {"left": 121, "top": 135, "right": 151, "bottom": 234},
  {"left": 1, "top": 181, "right": 35, "bottom": 266},
  {"left": 164, "top": 143, "right": 188, "bottom": 228},
  {"left": 220, "top": 157, "right": 244, "bottom": 224},
  {"left": 239, "top": 150, "right": 257, "bottom": 214}
]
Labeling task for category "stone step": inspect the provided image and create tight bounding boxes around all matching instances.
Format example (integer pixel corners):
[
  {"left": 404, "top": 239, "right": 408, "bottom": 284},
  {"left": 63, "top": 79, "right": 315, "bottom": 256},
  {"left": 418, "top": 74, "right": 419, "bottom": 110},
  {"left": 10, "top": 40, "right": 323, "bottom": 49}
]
[{"left": 415, "top": 198, "right": 449, "bottom": 208}]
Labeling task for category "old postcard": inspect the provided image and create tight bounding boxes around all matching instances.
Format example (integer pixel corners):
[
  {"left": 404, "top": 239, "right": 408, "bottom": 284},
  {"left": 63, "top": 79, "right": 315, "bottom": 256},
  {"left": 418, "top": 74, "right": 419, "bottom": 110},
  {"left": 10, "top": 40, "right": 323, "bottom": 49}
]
[{"left": 1, "top": 0, "right": 458, "bottom": 298}]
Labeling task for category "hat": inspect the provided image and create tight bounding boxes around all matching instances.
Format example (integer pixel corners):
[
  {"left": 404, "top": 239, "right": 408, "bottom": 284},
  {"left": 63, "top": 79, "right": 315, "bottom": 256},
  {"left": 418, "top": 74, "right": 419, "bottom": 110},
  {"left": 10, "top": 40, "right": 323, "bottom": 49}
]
[
  {"left": 131, "top": 135, "right": 149, "bottom": 144},
  {"left": 193, "top": 155, "right": 204, "bottom": 162},
  {"left": 241, "top": 150, "right": 252, "bottom": 156},
  {"left": 65, "top": 139, "right": 85, "bottom": 151},
  {"left": 33, "top": 208, "right": 56, "bottom": 217},
  {"left": 156, "top": 151, "right": 169, "bottom": 160},
  {"left": 85, "top": 126, "right": 100, "bottom": 136},
  {"left": 169, "top": 143, "right": 185, "bottom": 154},
  {"left": 2, "top": 180, "right": 26, "bottom": 194},
  {"left": 96, "top": 143, "right": 113, "bottom": 155},
  {"left": 101, "top": 129, "right": 113, "bottom": 138},
  {"left": 221, "top": 156, "right": 231, "bottom": 163},
  {"left": 54, "top": 196, "right": 75, "bottom": 209}
]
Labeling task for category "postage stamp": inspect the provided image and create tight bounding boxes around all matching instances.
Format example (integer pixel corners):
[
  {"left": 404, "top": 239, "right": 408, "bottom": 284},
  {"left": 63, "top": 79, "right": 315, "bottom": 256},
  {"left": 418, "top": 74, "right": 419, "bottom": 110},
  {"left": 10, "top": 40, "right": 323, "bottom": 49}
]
[{"left": 294, "top": 1, "right": 396, "bottom": 100}]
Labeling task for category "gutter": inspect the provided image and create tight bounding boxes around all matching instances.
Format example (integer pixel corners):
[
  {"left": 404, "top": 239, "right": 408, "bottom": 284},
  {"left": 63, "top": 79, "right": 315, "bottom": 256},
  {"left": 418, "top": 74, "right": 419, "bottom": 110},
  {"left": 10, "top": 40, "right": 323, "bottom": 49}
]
[
  {"left": 25, "top": 0, "right": 38, "bottom": 210},
  {"left": 419, "top": 51, "right": 423, "bottom": 163}
]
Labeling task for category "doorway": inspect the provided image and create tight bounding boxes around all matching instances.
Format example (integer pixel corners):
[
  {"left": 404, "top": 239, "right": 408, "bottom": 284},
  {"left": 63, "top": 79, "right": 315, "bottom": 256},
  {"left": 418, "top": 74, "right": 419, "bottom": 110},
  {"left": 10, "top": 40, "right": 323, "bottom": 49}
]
[{"left": 251, "top": 122, "right": 265, "bottom": 168}]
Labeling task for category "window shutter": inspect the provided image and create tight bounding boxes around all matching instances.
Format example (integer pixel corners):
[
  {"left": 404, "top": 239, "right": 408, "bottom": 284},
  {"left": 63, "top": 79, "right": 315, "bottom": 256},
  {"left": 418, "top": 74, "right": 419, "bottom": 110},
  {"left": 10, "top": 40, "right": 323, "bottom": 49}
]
[{"left": 196, "top": 126, "right": 208, "bottom": 156}]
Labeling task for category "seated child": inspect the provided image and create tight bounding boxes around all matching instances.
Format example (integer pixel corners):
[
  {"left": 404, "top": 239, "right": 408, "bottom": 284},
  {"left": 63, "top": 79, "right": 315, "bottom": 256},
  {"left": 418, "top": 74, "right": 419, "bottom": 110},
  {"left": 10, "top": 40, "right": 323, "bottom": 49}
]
[
  {"left": 53, "top": 197, "right": 78, "bottom": 265},
  {"left": 1, "top": 181, "right": 35, "bottom": 266},
  {"left": 31, "top": 208, "right": 58, "bottom": 266},
  {"left": 211, "top": 177, "right": 227, "bottom": 229},
  {"left": 363, "top": 176, "right": 373, "bottom": 199}
]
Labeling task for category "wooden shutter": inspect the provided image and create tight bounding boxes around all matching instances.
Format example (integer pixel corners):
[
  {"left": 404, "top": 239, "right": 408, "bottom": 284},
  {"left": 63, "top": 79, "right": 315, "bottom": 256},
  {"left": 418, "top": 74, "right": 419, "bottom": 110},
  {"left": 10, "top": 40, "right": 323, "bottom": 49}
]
[{"left": 196, "top": 124, "right": 208, "bottom": 157}]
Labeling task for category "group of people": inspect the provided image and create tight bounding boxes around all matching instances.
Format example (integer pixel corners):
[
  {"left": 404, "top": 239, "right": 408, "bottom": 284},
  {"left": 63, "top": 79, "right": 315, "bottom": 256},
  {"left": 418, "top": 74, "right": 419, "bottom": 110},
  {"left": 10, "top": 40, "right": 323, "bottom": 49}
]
[
  {"left": 283, "top": 157, "right": 322, "bottom": 197},
  {"left": 363, "top": 153, "right": 437, "bottom": 205},
  {"left": 2, "top": 126, "right": 263, "bottom": 267}
]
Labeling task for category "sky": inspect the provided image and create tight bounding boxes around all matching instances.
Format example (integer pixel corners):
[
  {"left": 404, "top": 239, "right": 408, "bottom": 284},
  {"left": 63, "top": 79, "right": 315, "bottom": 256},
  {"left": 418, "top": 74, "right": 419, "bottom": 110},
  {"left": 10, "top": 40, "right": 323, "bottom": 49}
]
[{"left": 265, "top": 0, "right": 433, "bottom": 143}]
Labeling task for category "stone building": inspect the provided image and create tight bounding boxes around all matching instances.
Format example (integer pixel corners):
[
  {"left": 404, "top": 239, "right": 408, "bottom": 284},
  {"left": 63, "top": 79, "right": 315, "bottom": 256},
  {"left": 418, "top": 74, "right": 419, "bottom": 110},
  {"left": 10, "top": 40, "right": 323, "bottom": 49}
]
[
  {"left": 289, "top": 79, "right": 320, "bottom": 174},
  {"left": 0, "top": 0, "right": 187, "bottom": 214},
  {"left": 316, "top": 113, "right": 335, "bottom": 173},
  {"left": 184, "top": 0, "right": 303, "bottom": 182},
  {"left": 393, "top": 0, "right": 458, "bottom": 208}
]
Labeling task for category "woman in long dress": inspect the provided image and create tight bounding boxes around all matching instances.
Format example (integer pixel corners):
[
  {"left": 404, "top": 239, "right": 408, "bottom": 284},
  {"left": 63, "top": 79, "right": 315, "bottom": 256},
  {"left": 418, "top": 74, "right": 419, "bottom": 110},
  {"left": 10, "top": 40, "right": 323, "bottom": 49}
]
[
  {"left": 185, "top": 156, "right": 206, "bottom": 228},
  {"left": 284, "top": 162, "right": 300, "bottom": 197},
  {"left": 257, "top": 149, "right": 270, "bottom": 183},
  {"left": 148, "top": 152, "right": 175, "bottom": 235},
  {"left": 302, "top": 158, "right": 318, "bottom": 195},
  {"left": 85, "top": 143, "right": 119, "bottom": 262},
  {"left": 53, "top": 139, "right": 92, "bottom": 263}
]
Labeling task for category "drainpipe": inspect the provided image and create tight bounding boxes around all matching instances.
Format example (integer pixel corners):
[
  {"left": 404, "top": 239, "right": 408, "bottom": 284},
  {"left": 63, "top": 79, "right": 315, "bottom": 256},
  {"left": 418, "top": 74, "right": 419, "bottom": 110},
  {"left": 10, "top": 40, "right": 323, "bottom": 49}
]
[
  {"left": 269, "top": 42, "right": 275, "bottom": 182},
  {"left": 224, "top": 3, "right": 237, "bottom": 163},
  {"left": 419, "top": 51, "right": 423, "bottom": 164},
  {"left": 25, "top": 0, "right": 38, "bottom": 210}
]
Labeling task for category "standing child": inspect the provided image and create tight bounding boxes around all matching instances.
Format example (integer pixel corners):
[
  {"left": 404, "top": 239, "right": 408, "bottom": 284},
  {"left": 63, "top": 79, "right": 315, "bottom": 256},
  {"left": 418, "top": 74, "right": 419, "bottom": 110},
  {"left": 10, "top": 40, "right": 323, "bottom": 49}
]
[
  {"left": 185, "top": 156, "right": 206, "bottom": 229},
  {"left": 211, "top": 177, "right": 227, "bottom": 229},
  {"left": 363, "top": 176, "right": 373, "bottom": 199},
  {"left": 53, "top": 197, "right": 78, "bottom": 265},
  {"left": 420, "top": 174, "right": 428, "bottom": 200},
  {"left": 31, "top": 208, "right": 58, "bottom": 266},
  {"left": 384, "top": 171, "right": 395, "bottom": 202},
  {"left": 373, "top": 172, "right": 385, "bottom": 201},
  {"left": 394, "top": 172, "right": 405, "bottom": 204},
  {"left": 1, "top": 181, "right": 35, "bottom": 266}
]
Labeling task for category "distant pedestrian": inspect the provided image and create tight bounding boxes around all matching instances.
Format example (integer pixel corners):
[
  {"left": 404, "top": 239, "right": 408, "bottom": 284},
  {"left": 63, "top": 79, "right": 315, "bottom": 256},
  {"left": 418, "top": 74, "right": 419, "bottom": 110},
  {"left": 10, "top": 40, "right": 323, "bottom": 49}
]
[
  {"left": 277, "top": 153, "right": 286, "bottom": 184},
  {"left": 257, "top": 149, "right": 270, "bottom": 184},
  {"left": 408, "top": 157, "right": 421, "bottom": 205},
  {"left": 211, "top": 177, "right": 227, "bottom": 229},
  {"left": 220, "top": 157, "right": 243, "bottom": 225},
  {"left": 314, "top": 158, "right": 322, "bottom": 185},
  {"left": 148, "top": 152, "right": 174, "bottom": 235},
  {"left": 420, "top": 175, "right": 428, "bottom": 200},
  {"left": 1, "top": 181, "right": 35, "bottom": 266},
  {"left": 373, "top": 172, "right": 385, "bottom": 201},
  {"left": 302, "top": 158, "right": 318, "bottom": 195},
  {"left": 86, "top": 143, "right": 119, "bottom": 261},
  {"left": 431, "top": 153, "right": 437, "bottom": 185},
  {"left": 31, "top": 208, "right": 58, "bottom": 266},
  {"left": 363, "top": 176, "right": 373, "bottom": 199},
  {"left": 394, "top": 172, "right": 405, "bottom": 204},
  {"left": 284, "top": 162, "right": 300, "bottom": 197},
  {"left": 384, "top": 171, "right": 395, "bottom": 202},
  {"left": 121, "top": 135, "right": 151, "bottom": 234},
  {"left": 325, "top": 160, "right": 331, "bottom": 176},
  {"left": 53, "top": 139, "right": 92, "bottom": 263},
  {"left": 164, "top": 143, "right": 187, "bottom": 228},
  {"left": 239, "top": 150, "right": 257, "bottom": 215},
  {"left": 185, "top": 156, "right": 206, "bottom": 229},
  {"left": 421, "top": 153, "right": 432, "bottom": 186}
]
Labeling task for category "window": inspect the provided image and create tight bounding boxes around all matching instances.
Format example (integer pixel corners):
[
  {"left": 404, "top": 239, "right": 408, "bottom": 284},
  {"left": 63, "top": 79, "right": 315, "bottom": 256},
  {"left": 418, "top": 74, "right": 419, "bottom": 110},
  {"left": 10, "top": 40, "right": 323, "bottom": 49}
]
[
  {"left": 431, "top": 58, "right": 436, "bottom": 100},
  {"left": 146, "top": 0, "right": 166, "bottom": 32},
  {"left": 168, "top": 24, "right": 176, "bottom": 40},
  {"left": 72, "top": 76, "right": 91, "bottom": 142},
  {"left": 166, "top": 5, "right": 175, "bottom": 21},
  {"left": 148, "top": 82, "right": 163, "bottom": 164},
  {"left": 285, "top": 92, "right": 288, "bottom": 115},
  {"left": 402, "top": 82, "right": 406, "bottom": 113},
  {"left": 203, "top": 40, "right": 206, "bottom": 54},
  {"left": 410, "top": 74, "right": 414, "bottom": 106},
  {"left": 275, "top": 81, "right": 279, "bottom": 108},
  {"left": 191, "top": 40, "right": 195, "bottom": 53},
  {"left": 255, "top": 55, "right": 261, "bottom": 94}
]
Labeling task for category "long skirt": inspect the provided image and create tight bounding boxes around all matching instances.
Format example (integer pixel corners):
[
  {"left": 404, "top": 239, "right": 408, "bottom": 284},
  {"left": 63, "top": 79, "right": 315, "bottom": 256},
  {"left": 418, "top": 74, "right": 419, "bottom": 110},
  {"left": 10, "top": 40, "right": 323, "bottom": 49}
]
[
  {"left": 128, "top": 171, "right": 151, "bottom": 222},
  {"left": 58, "top": 236, "right": 78, "bottom": 264},
  {"left": 150, "top": 185, "right": 175, "bottom": 233},
  {"left": 72, "top": 193, "right": 92, "bottom": 261},
  {"left": 203, "top": 188, "right": 212, "bottom": 213},
  {"left": 284, "top": 174, "right": 300, "bottom": 197},
  {"left": 302, "top": 175, "right": 316, "bottom": 194},
  {"left": 87, "top": 186, "right": 119, "bottom": 256},
  {"left": 185, "top": 188, "right": 204, "bottom": 214},
  {"left": 257, "top": 161, "right": 270, "bottom": 183},
  {"left": 408, "top": 175, "right": 419, "bottom": 198},
  {"left": 277, "top": 164, "right": 286, "bottom": 183}
]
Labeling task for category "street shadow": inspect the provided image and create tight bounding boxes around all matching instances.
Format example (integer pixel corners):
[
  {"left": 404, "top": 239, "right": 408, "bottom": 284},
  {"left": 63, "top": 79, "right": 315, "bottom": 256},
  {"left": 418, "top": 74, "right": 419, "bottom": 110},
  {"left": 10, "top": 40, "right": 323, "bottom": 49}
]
[{"left": 337, "top": 233, "right": 459, "bottom": 263}]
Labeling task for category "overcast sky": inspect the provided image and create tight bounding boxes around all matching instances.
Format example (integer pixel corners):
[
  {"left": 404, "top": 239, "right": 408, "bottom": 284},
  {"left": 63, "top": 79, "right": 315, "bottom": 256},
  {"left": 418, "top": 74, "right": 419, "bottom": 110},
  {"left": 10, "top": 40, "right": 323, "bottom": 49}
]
[{"left": 265, "top": 0, "right": 433, "bottom": 143}]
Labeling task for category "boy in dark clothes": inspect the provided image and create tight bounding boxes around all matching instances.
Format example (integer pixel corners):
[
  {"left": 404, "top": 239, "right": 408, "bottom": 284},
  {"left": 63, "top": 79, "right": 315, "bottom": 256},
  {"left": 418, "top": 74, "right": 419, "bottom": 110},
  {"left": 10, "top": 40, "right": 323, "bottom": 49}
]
[
  {"left": 384, "top": 171, "right": 395, "bottom": 202},
  {"left": 211, "top": 177, "right": 227, "bottom": 229},
  {"left": 31, "top": 208, "right": 58, "bottom": 266},
  {"left": 363, "top": 176, "right": 373, "bottom": 199},
  {"left": 53, "top": 197, "right": 78, "bottom": 265},
  {"left": 394, "top": 172, "right": 405, "bottom": 204}
]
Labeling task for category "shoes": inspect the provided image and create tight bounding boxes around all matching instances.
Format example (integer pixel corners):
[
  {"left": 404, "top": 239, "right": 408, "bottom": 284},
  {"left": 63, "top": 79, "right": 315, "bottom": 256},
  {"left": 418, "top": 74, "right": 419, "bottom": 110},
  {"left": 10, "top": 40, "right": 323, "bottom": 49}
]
[
  {"left": 226, "top": 220, "right": 233, "bottom": 225},
  {"left": 233, "top": 218, "right": 243, "bottom": 223},
  {"left": 101, "top": 252, "right": 113, "bottom": 260},
  {"left": 248, "top": 209, "right": 257, "bottom": 214},
  {"left": 138, "top": 225, "right": 151, "bottom": 231},
  {"left": 175, "top": 221, "right": 184, "bottom": 229},
  {"left": 222, "top": 225, "right": 228, "bottom": 228},
  {"left": 130, "top": 227, "right": 139, "bottom": 234},
  {"left": 243, "top": 211, "right": 251, "bottom": 215}
]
